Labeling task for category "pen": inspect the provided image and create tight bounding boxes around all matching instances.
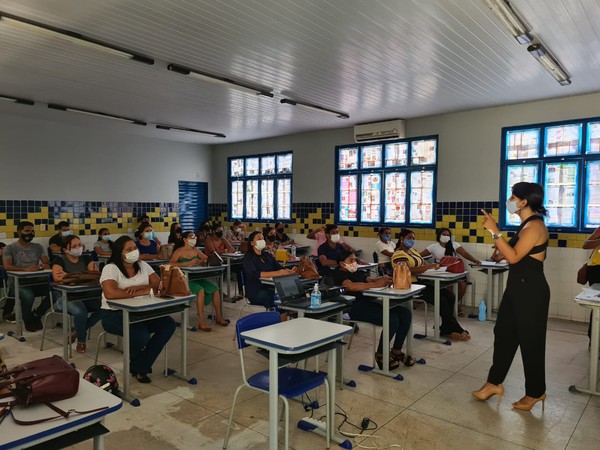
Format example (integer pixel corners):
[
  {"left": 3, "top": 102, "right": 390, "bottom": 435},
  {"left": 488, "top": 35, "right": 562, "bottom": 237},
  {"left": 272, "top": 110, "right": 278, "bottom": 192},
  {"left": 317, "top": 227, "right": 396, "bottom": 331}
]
[{"left": 0, "top": 406, "right": 10, "bottom": 425}]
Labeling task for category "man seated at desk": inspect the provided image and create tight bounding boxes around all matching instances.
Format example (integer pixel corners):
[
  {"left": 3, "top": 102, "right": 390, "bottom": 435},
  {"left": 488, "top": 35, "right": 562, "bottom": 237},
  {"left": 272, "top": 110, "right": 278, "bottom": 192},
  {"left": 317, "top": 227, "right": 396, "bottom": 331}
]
[
  {"left": 2, "top": 221, "right": 51, "bottom": 331},
  {"left": 331, "top": 250, "right": 414, "bottom": 370},
  {"left": 317, "top": 224, "right": 366, "bottom": 277},
  {"left": 48, "top": 220, "right": 72, "bottom": 256}
]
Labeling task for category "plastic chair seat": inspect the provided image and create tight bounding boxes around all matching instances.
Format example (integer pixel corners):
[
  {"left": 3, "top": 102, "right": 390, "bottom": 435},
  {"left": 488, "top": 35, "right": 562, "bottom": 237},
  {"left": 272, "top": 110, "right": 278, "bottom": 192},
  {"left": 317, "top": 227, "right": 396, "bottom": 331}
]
[{"left": 247, "top": 367, "right": 326, "bottom": 398}]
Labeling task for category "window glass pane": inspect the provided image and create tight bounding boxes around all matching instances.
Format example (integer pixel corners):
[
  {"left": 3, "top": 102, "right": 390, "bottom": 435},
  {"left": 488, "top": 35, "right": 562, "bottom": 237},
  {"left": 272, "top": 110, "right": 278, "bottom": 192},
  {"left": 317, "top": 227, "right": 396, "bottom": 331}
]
[
  {"left": 277, "top": 178, "right": 292, "bottom": 220},
  {"left": 339, "top": 175, "right": 358, "bottom": 222},
  {"left": 261, "top": 179, "right": 274, "bottom": 219},
  {"left": 246, "top": 157, "right": 259, "bottom": 176},
  {"left": 360, "top": 173, "right": 381, "bottom": 222},
  {"left": 410, "top": 171, "right": 434, "bottom": 224},
  {"left": 506, "top": 129, "right": 540, "bottom": 159},
  {"left": 544, "top": 123, "right": 582, "bottom": 156},
  {"left": 339, "top": 147, "right": 358, "bottom": 170},
  {"left": 587, "top": 122, "right": 600, "bottom": 154},
  {"left": 245, "top": 179, "right": 259, "bottom": 218},
  {"left": 585, "top": 161, "right": 600, "bottom": 228},
  {"left": 505, "top": 164, "right": 539, "bottom": 226},
  {"left": 277, "top": 153, "right": 293, "bottom": 174},
  {"left": 384, "top": 142, "right": 408, "bottom": 167},
  {"left": 361, "top": 145, "right": 382, "bottom": 169},
  {"left": 384, "top": 172, "right": 406, "bottom": 223},
  {"left": 231, "top": 181, "right": 244, "bottom": 219},
  {"left": 231, "top": 159, "right": 244, "bottom": 177},
  {"left": 410, "top": 139, "right": 436, "bottom": 165},
  {"left": 544, "top": 162, "right": 578, "bottom": 228},
  {"left": 261, "top": 156, "right": 276, "bottom": 175}
]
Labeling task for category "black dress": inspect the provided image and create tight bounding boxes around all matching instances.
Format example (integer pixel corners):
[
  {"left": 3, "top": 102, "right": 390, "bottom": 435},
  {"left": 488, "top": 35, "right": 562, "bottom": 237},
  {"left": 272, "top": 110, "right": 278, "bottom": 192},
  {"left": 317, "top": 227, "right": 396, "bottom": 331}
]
[{"left": 487, "top": 214, "right": 550, "bottom": 398}]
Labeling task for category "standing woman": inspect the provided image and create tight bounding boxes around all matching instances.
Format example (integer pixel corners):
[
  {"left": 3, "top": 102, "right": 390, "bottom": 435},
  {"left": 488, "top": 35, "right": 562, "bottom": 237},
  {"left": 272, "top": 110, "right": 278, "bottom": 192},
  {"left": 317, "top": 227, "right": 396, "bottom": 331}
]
[{"left": 473, "top": 182, "right": 549, "bottom": 410}]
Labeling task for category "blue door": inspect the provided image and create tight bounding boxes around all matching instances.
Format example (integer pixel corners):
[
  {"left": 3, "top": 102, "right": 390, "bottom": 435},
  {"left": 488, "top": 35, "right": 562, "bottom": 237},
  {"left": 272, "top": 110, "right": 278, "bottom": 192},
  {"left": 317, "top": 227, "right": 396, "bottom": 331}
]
[{"left": 178, "top": 181, "right": 208, "bottom": 232}]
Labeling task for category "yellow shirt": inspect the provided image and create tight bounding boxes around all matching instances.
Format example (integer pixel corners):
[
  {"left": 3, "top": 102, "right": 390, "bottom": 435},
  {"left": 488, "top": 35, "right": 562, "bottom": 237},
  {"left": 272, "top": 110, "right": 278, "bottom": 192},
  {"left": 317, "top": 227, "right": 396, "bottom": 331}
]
[
  {"left": 589, "top": 248, "right": 600, "bottom": 266},
  {"left": 391, "top": 248, "right": 425, "bottom": 282}
]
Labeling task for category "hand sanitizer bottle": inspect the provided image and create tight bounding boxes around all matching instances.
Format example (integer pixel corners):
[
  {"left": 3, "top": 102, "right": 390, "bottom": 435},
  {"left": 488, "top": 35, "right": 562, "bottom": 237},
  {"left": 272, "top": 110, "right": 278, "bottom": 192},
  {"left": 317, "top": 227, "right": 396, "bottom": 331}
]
[
  {"left": 310, "top": 283, "right": 321, "bottom": 308},
  {"left": 291, "top": 244, "right": 296, "bottom": 258}
]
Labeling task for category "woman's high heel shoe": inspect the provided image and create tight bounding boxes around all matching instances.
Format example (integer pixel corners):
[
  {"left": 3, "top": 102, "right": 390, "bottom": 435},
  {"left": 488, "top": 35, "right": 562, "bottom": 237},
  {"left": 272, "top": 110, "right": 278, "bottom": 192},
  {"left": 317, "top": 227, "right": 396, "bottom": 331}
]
[
  {"left": 512, "top": 393, "right": 546, "bottom": 411},
  {"left": 472, "top": 383, "right": 504, "bottom": 405}
]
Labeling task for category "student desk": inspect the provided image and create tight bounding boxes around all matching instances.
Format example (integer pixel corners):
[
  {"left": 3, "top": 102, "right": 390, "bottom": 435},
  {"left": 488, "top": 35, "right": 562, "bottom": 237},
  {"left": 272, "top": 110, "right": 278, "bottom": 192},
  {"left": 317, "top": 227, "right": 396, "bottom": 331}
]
[
  {"left": 416, "top": 271, "right": 469, "bottom": 345},
  {"left": 145, "top": 259, "right": 170, "bottom": 273},
  {"left": 260, "top": 276, "right": 319, "bottom": 288},
  {"left": 0, "top": 379, "right": 122, "bottom": 450},
  {"left": 362, "top": 284, "right": 426, "bottom": 379},
  {"left": 5, "top": 270, "right": 52, "bottom": 341},
  {"left": 469, "top": 261, "right": 509, "bottom": 320},
  {"left": 569, "top": 284, "right": 600, "bottom": 397},
  {"left": 221, "top": 252, "right": 244, "bottom": 301},
  {"left": 52, "top": 284, "right": 102, "bottom": 360},
  {"left": 240, "top": 318, "right": 352, "bottom": 450},
  {"left": 106, "top": 294, "right": 195, "bottom": 402},
  {"left": 179, "top": 265, "right": 226, "bottom": 306}
]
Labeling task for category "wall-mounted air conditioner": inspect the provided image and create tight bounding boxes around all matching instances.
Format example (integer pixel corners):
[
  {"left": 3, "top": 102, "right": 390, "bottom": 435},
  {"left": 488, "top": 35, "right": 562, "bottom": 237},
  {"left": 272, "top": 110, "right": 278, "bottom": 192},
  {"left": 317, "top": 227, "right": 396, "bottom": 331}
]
[{"left": 353, "top": 119, "right": 405, "bottom": 143}]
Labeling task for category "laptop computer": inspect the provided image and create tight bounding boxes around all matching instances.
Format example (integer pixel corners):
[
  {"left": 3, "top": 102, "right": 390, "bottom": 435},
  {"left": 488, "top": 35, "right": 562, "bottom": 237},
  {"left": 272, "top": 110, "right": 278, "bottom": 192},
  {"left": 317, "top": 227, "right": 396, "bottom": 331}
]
[{"left": 273, "top": 274, "right": 347, "bottom": 310}]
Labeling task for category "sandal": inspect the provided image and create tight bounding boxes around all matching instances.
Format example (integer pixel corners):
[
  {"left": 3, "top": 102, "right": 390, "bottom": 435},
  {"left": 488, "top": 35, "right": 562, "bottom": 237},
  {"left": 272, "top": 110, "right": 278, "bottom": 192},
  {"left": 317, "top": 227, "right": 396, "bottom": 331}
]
[
  {"left": 375, "top": 352, "right": 400, "bottom": 370},
  {"left": 76, "top": 342, "right": 86, "bottom": 353},
  {"left": 391, "top": 350, "right": 415, "bottom": 367},
  {"left": 216, "top": 319, "right": 230, "bottom": 326},
  {"left": 199, "top": 323, "right": 212, "bottom": 332},
  {"left": 131, "top": 372, "right": 152, "bottom": 383},
  {"left": 443, "top": 331, "right": 471, "bottom": 341}
]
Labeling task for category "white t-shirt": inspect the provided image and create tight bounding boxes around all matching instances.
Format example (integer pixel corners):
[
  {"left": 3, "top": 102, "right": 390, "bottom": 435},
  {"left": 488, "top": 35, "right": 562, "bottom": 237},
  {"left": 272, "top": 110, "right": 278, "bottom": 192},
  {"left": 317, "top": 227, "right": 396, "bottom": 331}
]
[
  {"left": 374, "top": 239, "right": 396, "bottom": 263},
  {"left": 426, "top": 241, "right": 462, "bottom": 262},
  {"left": 99, "top": 261, "right": 155, "bottom": 309}
]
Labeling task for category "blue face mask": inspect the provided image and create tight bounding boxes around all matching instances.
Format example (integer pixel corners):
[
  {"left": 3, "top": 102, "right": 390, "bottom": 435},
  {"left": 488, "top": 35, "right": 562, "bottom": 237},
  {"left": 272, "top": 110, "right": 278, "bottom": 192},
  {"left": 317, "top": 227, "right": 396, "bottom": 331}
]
[
  {"left": 382, "top": 235, "right": 391, "bottom": 242},
  {"left": 404, "top": 239, "right": 415, "bottom": 249},
  {"left": 143, "top": 232, "right": 153, "bottom": 240},
  {"left": 61, "top": 230, "right": 72, "bottom": 238}
]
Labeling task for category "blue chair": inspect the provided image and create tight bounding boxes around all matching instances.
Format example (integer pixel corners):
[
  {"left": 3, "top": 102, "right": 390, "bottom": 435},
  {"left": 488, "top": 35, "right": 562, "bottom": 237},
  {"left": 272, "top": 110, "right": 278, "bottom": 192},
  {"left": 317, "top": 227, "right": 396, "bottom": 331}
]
[{"left": 223, "top": 312, "right": 330, "bottom": 449}]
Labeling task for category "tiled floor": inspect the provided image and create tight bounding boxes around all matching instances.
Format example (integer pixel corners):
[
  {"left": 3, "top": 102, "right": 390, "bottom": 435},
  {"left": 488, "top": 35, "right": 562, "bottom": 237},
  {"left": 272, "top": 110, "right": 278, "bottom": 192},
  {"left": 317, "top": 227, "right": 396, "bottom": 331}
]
[{"left": 1, "top": 301, "right": 599, "bottom": 450}]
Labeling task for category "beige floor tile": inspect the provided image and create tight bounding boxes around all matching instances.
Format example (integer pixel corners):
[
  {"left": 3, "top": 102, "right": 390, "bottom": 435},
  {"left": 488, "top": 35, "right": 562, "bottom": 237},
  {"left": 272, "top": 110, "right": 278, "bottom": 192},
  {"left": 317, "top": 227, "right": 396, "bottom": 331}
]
[{"left": 567, "top": 404, "right": 600, "bottom": 450}]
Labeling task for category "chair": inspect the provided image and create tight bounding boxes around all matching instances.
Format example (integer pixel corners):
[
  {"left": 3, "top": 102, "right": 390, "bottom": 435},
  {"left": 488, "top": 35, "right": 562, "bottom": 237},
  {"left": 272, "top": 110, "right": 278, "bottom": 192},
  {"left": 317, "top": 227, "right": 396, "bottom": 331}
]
[
  {"left": 372, "top": 251, "right": 386, "bottom": 276},
  {"left": 40, "top": 276, "right": 75, "bottom": 356},
  {"left": 223, "top": 312, "right": 330, "bottom": 450},
  {"left": 236, "top": 271, "right": 266, "bottom": 322},
  {"left": 0, "top": 266, "right": 10, "bottom": 313}
]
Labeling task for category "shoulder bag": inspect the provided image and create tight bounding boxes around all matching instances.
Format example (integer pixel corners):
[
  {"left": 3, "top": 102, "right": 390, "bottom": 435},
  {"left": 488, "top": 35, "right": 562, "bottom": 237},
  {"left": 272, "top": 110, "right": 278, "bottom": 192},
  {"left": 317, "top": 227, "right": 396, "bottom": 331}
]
[
  {"left": 58, "top": 271, "right": 101, "bottom": 286},
  {"left": 393, "top": 261, "right": 412, "bottom": 290},
  {"left": 297, "top": 256, "right": 319, "bottom": 280},
  {"left": 160, "top": 265, "right": 191, "bottom": 296},
  {"left": 439, "top": 256, "right": 465, "bottom": 274}
]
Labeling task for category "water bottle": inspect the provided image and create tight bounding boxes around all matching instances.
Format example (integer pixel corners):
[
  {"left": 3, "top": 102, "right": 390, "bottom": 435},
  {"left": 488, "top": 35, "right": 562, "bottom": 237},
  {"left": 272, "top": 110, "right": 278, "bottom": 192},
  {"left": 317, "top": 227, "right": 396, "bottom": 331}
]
[
  {"left": 478, "top": 300, "right": 487, "bottom": 321},
  {"left": 291, "top": 244, "right": 296, "bottom": 258},
  {"left": 310, "top": 283, "right": 321, "bottom": 308},
  {"left": 274, "top": 290, "right": 280, "bottom": 305}
]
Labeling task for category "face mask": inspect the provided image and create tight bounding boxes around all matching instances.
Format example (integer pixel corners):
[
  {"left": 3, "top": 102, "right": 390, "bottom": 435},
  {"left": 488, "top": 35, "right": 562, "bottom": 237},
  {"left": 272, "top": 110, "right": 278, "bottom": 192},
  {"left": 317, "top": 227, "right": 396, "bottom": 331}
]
[
  {"left": 330, "top": 234, "right": 340, "bottom": 243},
  {"left": 187, "top": 238, "right": 197, "bottom": 247},
  {"left": 21, "top": 233, "right": 34, "bottom": 242},
  {"left": 404, "top": 239, "right": 415, "bottom": 249},
  {"left": 439, "top": 235, "right": 451, "bottom": 244},
  {"left": 67, "top": 247, "right": 83, "bottom": 257},
  {"left": 255, "top": 239, "right": 266, "bottom": 251},
  {"left": 203, "top": 225, "right": 211, "bottom": 231},
  {"left": 102, "top": 235, "right": 111, "bottom": 242},
  {"left": 382, "top": 235, "right": 391, "bottom": 242},
  {"left": 123, "top": 249, "right": 140, "bottom": 263},
  {"left": 175, "top": 228, "right": 182, "bottom": 234},
  {"left": 143, "top": 232, "right": 153, "bottom": 240},
  {"left": 267, "top": 235, "right": 276, "bottom": 242},
  {"left": 215, "top": 231, "right": 224, "bottom": 238},
  {"left": 61, "top": 230, "right": 72, "bottom": 238},
  {"left": 344, "top": 261, "right": 358, "bottom": 273},
  {"left": 506, "top": 199, "right": 521, "bottom": 215},
  {"left": 277, "top": 228, "right": 284, "bottom": 233},
  {"left": 235, "top": 228, "right": 242, "bottom": 233}
]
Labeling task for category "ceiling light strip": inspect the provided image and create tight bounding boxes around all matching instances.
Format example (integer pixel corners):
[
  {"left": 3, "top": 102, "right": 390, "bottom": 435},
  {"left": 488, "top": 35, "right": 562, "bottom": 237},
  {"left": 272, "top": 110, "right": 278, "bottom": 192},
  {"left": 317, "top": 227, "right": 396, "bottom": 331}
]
[
  {"left": 484, "top": 0, "right": 532, "bottom": 44},
  {"left": 0, "top": 94, "right": 34, "bottom": 105},
  {"left": 48, "top": 103, "right": 147, "bottom": 125},
  {"left": 156, "top": 124, "right": 226, "bottom": 138},
  {"left": 0, "top": 11, "right": 154, "bottom": 65},
  {"left": 527, "top": 44, "right": 571, "bottom": 86},
  {"left": 280, "top": 98, "right": 349, "bottom": 119}
]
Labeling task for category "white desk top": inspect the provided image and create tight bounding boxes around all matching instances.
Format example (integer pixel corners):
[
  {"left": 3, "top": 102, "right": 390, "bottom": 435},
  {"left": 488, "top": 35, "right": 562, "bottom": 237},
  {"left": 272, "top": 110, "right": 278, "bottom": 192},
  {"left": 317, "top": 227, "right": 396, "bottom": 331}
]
[
  {"left": 6, "top": 269, "right": 52, "bottom": 278},
  {"left": 106, "top": 294, "right": 195, "bottom": 311},
  {"left": 146, "top": 259, "right": 170, "bottom": 266},
  {"left": 357, "top": 263, "right": 378, "bottom": 270},
  {"left": 471, "top": 261, "right": 509, "bottom": 269},
  {"left": 575, "top": 284, "right": 600, "bottom": 307},
  {"left": 417, "top": 271, "right": 469, "bottom": 280},
  {"left": 241, "top": 317, "right": 352, "bottom": 353},
  {"left": 363, "top": 284, "right": 426, "bottom": 299},
  {"left": 53, "top": 284, "right": 102, "bottom": 293},
  {"left": 179, "top": 265, "right": 225, "bottom": 273},
  {"left": 222, "top": 252, "right": 244, "bottom": 258}
]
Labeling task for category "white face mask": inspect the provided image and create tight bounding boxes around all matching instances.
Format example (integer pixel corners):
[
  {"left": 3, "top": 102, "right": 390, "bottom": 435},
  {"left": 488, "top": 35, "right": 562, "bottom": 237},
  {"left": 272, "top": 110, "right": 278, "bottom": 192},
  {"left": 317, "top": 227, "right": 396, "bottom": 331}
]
[
  {"left": 344, "top": 261, "right": 358, "bottom": 273},
  {"left": 330, "top": 234, "right": 340, "bottom": 243},
  {"left": 102, "top": 235, "right": 111, "bottom": 242},
  {"left": 255, "top": 239, "right": 266, "bottom": 251},
  {"left": 123, "top": 249, "right": 140, "bottom": 263},
  {"left": 439, "top": 235, "right": 451, "bottom": 244},
  {"left": 67, "top": 247, "right": 83, "bottom": 257},
  {"left": 187, "top": 238, "right": 197, "bottom": 247},
  {"left": 235, "top": 228, "right": 242, "bottom": 233},
  {"left": 506, "top": 199, "right": 521, "bottom": 215}
]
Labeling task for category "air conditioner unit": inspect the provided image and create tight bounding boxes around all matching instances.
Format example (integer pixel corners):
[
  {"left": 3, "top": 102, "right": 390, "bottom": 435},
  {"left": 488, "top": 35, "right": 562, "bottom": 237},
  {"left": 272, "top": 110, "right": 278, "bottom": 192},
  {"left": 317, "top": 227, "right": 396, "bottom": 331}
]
[{"left": 354, "top": 119, "right": 405, "bottom": 143}]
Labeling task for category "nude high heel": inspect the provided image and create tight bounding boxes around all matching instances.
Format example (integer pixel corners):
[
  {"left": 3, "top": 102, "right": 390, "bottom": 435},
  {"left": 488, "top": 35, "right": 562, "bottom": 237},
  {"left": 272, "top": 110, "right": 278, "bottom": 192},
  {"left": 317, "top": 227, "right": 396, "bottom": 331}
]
[
  {"left": 472, "top": 383, "right": 504, "bottom": 405},
  {"left": 512, "top": 393, "right": 546, "bottom": 411}
]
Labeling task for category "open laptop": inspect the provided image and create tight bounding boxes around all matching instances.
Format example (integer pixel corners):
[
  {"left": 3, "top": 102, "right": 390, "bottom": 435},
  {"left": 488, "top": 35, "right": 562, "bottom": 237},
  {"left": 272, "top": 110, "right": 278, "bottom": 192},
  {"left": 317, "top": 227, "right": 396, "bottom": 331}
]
[{"left": 273, "top": 274, "right": 346, "bottom": 310}]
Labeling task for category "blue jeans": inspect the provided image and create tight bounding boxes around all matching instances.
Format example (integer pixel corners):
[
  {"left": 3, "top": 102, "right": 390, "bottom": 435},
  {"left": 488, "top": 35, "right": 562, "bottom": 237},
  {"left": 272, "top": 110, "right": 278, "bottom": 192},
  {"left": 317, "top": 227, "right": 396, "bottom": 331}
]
[
  {"left": 6, "top": 284, "right": 50, "bottom": 323},
  {"left": 54, "top": 292, "right": 104, "bottom": 342},
  {"left": 249, "top": 287, "right": 276, "bottom": 308},
  {"left": 101, "top": 311, "right": 176, "bottom": 376}
]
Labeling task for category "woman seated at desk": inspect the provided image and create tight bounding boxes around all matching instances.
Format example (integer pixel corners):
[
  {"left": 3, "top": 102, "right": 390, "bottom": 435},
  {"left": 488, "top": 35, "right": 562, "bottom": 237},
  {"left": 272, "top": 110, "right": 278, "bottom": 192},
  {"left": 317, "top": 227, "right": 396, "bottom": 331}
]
[
  {"left": 168, "top": 222, "right": 183, "bottom": 244},
  {"left": 93, "top": 228, "right": 113, "bottom": 257},
  {"left": 136, "top": 223, "right": 160, "bottom": 261},
  {"left": 374, "top": 227, "right": 395, "bottom": 276},
  {"left": 170, "top": 231, "right": 228, "bottom": 331},
  {"left": 242, "top": 231, "right": 296, "bottom": 308},
  {"left": 263, "top": 226, "right": 279, "bottom": 256},
  {"left": 332, "top": 250, "right": 414, "bottom": 370},
  {"left": 51, "top": 235, "right": 103, "bottom": 353},
  {"left": 100, "top": 236, "right": 176, "bottom": 383},
  {"left": 392, "top": 228, "right": 470, "bottom": 341}
]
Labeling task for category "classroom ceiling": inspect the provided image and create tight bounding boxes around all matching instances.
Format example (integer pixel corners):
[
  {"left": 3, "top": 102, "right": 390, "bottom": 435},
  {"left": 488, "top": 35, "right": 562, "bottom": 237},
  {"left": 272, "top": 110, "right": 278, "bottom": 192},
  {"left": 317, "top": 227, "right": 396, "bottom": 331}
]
[{"left": 0, "top": 0, "right": 599, "bottom": 144}]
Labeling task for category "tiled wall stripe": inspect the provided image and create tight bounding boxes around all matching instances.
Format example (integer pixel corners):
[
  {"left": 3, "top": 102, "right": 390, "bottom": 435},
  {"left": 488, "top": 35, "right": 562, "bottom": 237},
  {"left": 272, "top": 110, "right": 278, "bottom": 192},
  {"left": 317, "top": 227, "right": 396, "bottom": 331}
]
[{"left": 0, "top": 200, "right": 178, "bottom": 238}]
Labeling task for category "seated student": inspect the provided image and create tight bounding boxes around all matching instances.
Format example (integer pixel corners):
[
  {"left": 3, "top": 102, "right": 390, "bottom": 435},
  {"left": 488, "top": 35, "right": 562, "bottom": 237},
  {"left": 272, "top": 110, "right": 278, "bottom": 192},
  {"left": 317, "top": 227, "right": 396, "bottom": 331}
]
[
  {"left": 135, "top": 223, "right": 160, "bottom": 260},
  {"left": 392, "top": 229, "right": 470, "bottom": 341},
  {"left": 224, "top": 220, "right": 246, "bottom": 245},
  {"left": 168, "top": 222, "right": 183, "bottom": 244},
  {"left": 274, "top": 222, "right": 295, "bottom": 246},
  {"left": 420, "top": 228, "right": 481, "bottom": 307},
  {"left": 100, "top": 236, "right": 176, "bottom": 383},
  {"left": 0, "top": 242, "right": 5, "bottom": 260},
  {"left": 308, "top": 224, "right": 355, "bottom": 257},
  {"left": 332, "top": 250, "right": 414, "bottom": 369},
  {"left": 242, "top": 231, "right": 296, "bottom": 308},
  {"left": 317, "top": 224, "right": 367, "bottom": 275},
  {"left": 169, "top": 232, "right": 228, "bottom": 331},
  {"left": 93, "top": 228, "right": 113, "bottom": 257},
  {"left": 264, "top": 226, "right": 279, "bottom": 256},
  {"left": 374, "top": 227, "right": 395, "bottom": 276},
  {"left": 51, "top": 236, "right": 103, "bottom": 353},
  {"left": 196, "top": 220, "right": 213, "bottom": 247},
  {"left": 49, "top": 221, "right": 73, "bottom": 256},
  {"left": 139, "top": 214, "right": 162, "bottom": 245},
  {"left": 205, "top": 223, "right": 235, "bottom": 255},
  {"left": 1, "top": 221, "right": 51, "bottom": 330}
]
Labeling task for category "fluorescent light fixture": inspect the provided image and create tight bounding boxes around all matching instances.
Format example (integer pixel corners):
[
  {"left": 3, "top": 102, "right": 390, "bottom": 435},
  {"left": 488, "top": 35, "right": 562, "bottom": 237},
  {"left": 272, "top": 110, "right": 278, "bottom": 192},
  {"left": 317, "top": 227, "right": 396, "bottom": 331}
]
[
  {"left": 48, "top": 103, "right": 147, "bottom": 125},
  {"left": 485, "top": 0, "right": 532, "bottom": 44},
  {"left": 0, "top": 11, "right": 154, "bottom": 65},
  {"left": 167, "top": 63, "right": 273, "bottom": 98},
  {"left": 280, "top": 98, "right": 349, "bottom": 119},
  {"left": 527, "top": 44, "right": 571, "bottom": 86},
  {"left": 156, "top": 124, "right": 226, "bottom": 138},
  {"left": 0, "top": 94, "right": 34, "bottom": 105}
]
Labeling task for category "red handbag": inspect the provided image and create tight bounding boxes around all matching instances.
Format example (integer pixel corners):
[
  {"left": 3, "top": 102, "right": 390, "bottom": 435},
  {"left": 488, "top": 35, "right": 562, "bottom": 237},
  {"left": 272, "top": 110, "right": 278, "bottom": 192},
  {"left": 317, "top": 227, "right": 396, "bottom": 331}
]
[{"left": 439, "top": 256, "right": 465, "bottom": 273}]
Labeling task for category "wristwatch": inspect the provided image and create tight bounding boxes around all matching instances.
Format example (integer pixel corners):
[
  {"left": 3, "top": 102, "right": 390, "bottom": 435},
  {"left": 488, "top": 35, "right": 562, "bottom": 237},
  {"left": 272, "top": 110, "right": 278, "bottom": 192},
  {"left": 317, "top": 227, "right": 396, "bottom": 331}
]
[{"left": 492, "top": 232, "right": 503, "bottom": 240}]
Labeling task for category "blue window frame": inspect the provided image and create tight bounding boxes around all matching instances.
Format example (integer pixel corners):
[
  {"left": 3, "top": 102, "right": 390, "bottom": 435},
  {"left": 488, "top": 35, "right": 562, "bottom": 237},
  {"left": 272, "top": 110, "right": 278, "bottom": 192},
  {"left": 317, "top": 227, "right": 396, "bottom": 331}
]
[
  {"left": 335, "top": 135, "right": 438, "bottom": 227},
  {"left": 500, "top": 115, "right": 600, "bottom": 232},
  {"left": 228, "top": 151, "right": 293, "bottom": 221}
]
